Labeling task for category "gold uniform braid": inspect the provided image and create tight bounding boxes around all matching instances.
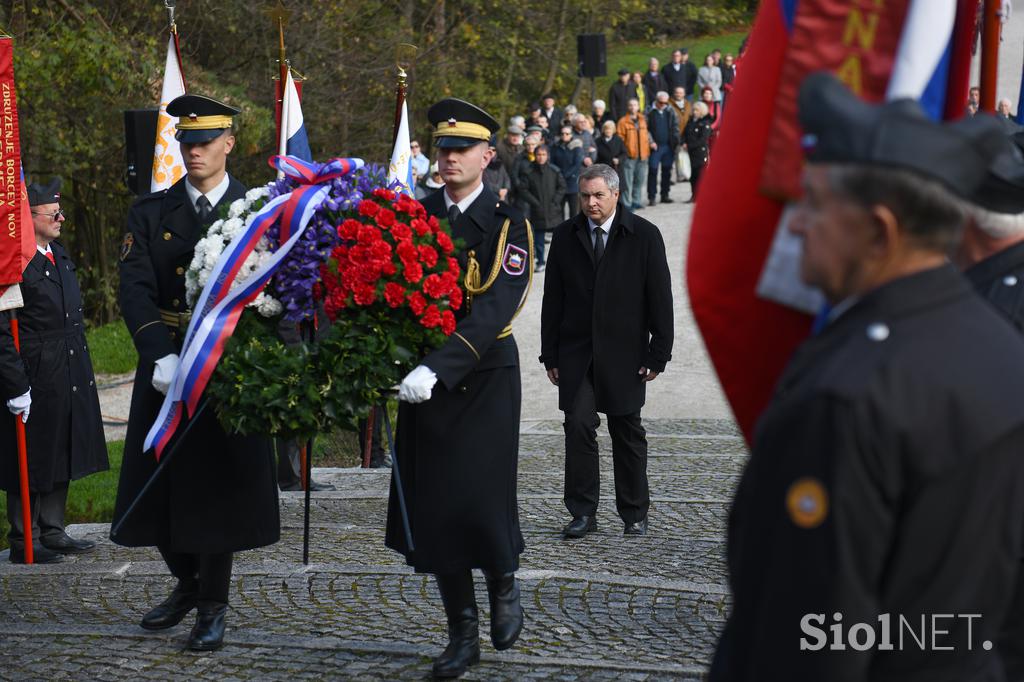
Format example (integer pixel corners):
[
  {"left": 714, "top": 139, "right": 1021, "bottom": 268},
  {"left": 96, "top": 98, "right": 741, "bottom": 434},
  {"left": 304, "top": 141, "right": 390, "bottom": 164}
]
[{"left": 462, "top": 217, "right": 535, "bottom": 336}]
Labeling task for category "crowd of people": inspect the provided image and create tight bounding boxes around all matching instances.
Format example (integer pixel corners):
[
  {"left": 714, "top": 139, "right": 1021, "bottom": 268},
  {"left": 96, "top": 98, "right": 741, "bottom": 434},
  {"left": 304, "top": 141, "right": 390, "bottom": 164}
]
[{"left": 406, "top": 45, "right": 736, "bottom": 270}]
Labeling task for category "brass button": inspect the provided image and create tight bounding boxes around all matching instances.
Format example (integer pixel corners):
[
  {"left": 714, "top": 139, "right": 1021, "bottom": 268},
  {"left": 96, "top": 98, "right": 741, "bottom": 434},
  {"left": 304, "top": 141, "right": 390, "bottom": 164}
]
[
  {"left": 459, "top": 385, "right": 468, "bottom": 393},
  {"left": 176, "top": 266, "right": 185, "bottom": 276},
  {"left": 163, "top": 231, "right": 172, "bottom": 241},
  {"left": 72, "top": 386, "right": 77, "bottom": 392},
  {"left": 172, "top": 298, "right": 180, "bottom": 307}
]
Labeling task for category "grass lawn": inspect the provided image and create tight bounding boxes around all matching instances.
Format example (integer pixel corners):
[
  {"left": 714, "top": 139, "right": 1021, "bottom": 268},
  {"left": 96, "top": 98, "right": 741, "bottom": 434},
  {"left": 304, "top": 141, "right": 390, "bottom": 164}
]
[
  {"left": 592, "top": 30, "right": 748, "bottom": 104},
  {"left": 86, "top": 322, "right": 137, "bottom": 375}
]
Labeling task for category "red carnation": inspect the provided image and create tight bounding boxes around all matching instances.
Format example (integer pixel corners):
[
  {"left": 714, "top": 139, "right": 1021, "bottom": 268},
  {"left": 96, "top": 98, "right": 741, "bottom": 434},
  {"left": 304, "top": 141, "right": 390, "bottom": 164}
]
[
  {"left": 421, "top": 304, "right": 442, "bottom": 328},
  {"left": 436, "top": 231, "right": 454, "bottom": 254},
  {"left": 391, "top": 222, "right": 413, "bottom": 241},
  {"left": 423, "top": 273, "right": 448, "bottom": 299},
  {"left": 403, "top": 262, "right": 424, "bottom": 284},
  {"left": 338, "top": 218, "right": 361, "bottom": 241},
  {"left": 376, "top": 208, "right": 396, "bottom": 228},
  {"left": 449, "top": 287, "right": 463, "bottom": 310},
  {"left": 396, "top": 239, "right": 418, "bottom": 264},
  {"left": 357, "top": 225, "right": 382, "bottom": 244},
  {"left": 358, "top": 199, "right": 381, "bottom": 217},
  {"left": 384, "top": 282, "right": 406, "bottom": 308},
  {"left": 373, "top": 188, "right": 396, "bottom": 201},
  {"left": 440, "top": 309, "right": 456, "bottom": 335},
  {"left": 428, "top": 215, "right": 440, "bottom": 231},
  {"left": 447, "top": 256, "right": 460, "bottom": 274},
  {"left": 353, "top": 283, "right": 377, "bottom": 306},
  {"left": 408, "top": 291, "right": 427, "bottom": 315},
  {"left": 412, "top": 218, "right": 431, "bottom": 237},
  {"left": 382, "top": 261, "right": 397, "bottom": 276},
  {"left": 418, "top": 244, "right": 439, "bottom": 268}
]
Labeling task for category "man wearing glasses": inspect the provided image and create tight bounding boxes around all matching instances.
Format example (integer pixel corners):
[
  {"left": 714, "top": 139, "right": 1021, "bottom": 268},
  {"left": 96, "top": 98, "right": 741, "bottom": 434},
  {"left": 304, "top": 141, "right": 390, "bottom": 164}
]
[
  {"left": 0, "top": 177, "right": 108, "bottom": 564},
  {"left": 410, "top": 140, "right": 430, "bottom": 185}
]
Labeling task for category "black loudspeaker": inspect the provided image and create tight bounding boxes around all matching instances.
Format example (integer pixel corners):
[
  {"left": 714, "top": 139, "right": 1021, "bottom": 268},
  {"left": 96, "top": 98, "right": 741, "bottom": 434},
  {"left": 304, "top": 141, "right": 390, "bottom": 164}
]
[
  {"left": 124, "top": 108, "right": 159, "bottom": 195},
  {"left": 577, "top": 34, "right": 607, "bottom": 78}
]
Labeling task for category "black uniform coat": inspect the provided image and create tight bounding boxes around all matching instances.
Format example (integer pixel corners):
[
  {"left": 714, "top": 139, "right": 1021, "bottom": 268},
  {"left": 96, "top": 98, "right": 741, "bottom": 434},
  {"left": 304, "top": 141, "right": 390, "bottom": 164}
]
[
  {"left": 385, "top": 185, "right": 532, "bottom": 574},
  {"left": 712, "top": 266, "right": 1024, "bottom": 682},
  {"left": 964, "top": 240, "right": 1024, "bottom": 680},
  {"left": 0, "top": 243, "right": 108, "bottom": 493},
  {"left": 111, "top": 176, "right": 280, "bottom": 554},
  {"left": 539, "top": 206, "right": 673, "bottom": 415}
]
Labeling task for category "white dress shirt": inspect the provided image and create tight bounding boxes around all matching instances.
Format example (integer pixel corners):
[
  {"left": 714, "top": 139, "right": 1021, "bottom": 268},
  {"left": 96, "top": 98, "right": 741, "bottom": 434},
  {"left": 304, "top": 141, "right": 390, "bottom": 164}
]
[
  {"left": 185, "top": 173, "right": 230, "bottom": 215},
  {"left": 443, "top": 181, "right": 486, "bottom": 215},
  {"left": 588, "top": 211, "right": 616, "bottom": 248}
]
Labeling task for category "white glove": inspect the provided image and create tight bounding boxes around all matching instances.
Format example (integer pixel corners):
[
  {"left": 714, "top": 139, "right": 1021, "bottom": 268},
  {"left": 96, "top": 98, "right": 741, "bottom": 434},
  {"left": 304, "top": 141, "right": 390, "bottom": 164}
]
[
  {"left": 399, "top": 365, "right": 438, "bottom": 403},
  {"left": 6, "top": 388, "right": 30, "bottom": 423},
  {"left": 152, "top": 354, "right": 179, "bottom": 395}
]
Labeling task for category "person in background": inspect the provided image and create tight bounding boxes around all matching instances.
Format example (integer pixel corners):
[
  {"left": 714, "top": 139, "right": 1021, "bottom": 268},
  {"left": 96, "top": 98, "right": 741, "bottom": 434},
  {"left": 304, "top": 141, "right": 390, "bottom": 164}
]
[
  {"left": 646, "top": 91, "right": 679, "bottom": 207},
  {"left": 641, "top": 58, "right": 669, "bottom": 110},
  {"left": 720, "top": 53, "right": 736, "bottom": 114},
  {"left": 697, "top": 54, "right": 722, "bottom": 104},
  {"left": 416, "top": 161, "right": 445, "bottom": 200},
  {"left": 669, "top": 86, "right": 693, "bottom": 184},
  {"left": 540, "top": 93, "right": 562, "bottom": 135},
  {"left": 661, "top": 49, "right": 691, "bottom": 95},
  {"left": 592, "top": 99, "right": 614, "bottom": 128},
  {"left": 518, "top": 143, "right": 565, "bottom": 273},
  {"left": 617, "top": 98, "right": 650, "bottom": 212},
  {"left": 410, "top": 140, "right": 430, "bottom": 185},
  {"left": 608, "top": 68, "right": 638, "bottom": 122},
  {"left": 966, "top": 86, "right": 981, "bottom": 116},
  {"left": 551, "top": 124, "right": 585, "bottom": 218},
  {"left": 683, "top": 101, "right": 712, "bottom": 203},
  {"left": 484, "top": 136, "right": 513, "bottom": 202},
  {"left": 0, "top": 177, "right": 108, "bottom": 565},
  {"left": 496, "top": 125, "right": 524, "bottom": 176},
  {"left": 632, "top": 71, "right": 647, "bottom": 112},
  {"left": 573, "top": 113, "right": 597, "bottom": 166},
  {"left": 595, "top": 120, "right": 627, "bottom": 202}
]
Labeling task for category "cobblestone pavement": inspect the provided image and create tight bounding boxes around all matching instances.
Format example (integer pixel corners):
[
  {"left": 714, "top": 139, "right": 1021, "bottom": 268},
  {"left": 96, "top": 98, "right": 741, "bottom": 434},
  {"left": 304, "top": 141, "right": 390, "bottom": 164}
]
[{"left": 0, "top": 418, "right": 746, "bottom": 680}]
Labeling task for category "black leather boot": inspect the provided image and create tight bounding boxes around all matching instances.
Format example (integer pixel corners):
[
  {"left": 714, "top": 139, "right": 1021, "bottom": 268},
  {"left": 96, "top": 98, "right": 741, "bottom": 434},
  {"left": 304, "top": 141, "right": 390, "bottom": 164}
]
[
  {"left": 482, "top": 571, "right": 524, "bottom": 650},
  {"left": 186, "top": 601, "right": 227, "bottom": 651},
  {"left": 140, "top": 581, "right": 198, "bottom": 631},
  {"left": 432, "top": 572, "right": 480, "bottom": 678}
]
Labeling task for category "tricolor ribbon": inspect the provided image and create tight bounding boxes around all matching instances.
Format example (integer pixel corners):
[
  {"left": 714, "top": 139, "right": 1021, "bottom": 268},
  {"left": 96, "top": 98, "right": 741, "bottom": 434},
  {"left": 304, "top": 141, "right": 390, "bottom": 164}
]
[{"left": 144, "top": 155, "right": 365, "bottom": 458}]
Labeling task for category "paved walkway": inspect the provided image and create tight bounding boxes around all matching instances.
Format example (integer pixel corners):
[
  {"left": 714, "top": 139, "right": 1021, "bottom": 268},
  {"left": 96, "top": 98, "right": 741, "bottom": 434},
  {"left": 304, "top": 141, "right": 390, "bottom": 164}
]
[{"left": 2, "top": 182, "right": 745, "bottom": 679}]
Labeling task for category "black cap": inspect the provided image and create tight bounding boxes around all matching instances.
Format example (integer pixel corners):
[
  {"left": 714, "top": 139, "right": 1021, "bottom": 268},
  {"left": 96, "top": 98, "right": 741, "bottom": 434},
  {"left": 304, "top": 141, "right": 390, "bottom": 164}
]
[
  {"left": 968, "top": 124, "right": 1024, "bottom": 214},
  {"left": 427, "top": 98, "right": 500, "bottom": 149},
  {"left": 617, "top": 67, "right": 630, "bottom": 76},
  {"left": 27, "top": 176, "right": 61, "bottom": 206},
  {"left": 167, "top": 94, "right": 240, "bottom": 144},
  {"left": 798, "top": 72, "right": 1008, "bottom": 199}
]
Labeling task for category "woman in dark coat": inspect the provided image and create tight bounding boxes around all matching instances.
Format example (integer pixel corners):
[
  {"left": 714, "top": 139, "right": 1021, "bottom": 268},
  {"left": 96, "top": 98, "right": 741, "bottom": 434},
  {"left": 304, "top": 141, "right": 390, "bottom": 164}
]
[
  {"left": 595, "top": 120, "right": 627, "bottom": 191},
  {"left": 518, "top": 144, "right": 566, "bottom": 271},
  {"left": 684, "top": 101, "right": 713, "bottom": 203}
]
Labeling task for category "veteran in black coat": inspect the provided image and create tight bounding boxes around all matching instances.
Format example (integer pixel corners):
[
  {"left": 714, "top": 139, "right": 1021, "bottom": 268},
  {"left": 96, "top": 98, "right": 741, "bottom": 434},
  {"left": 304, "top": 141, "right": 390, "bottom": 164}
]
[
  {"left": 384, "top": 98, "right": 533, "bottom": 678},
  {"left": 540, "top": 165, "right": 673, "bottom": 538},
  {"left": 712, "top": 73, "right": 1024, "bottom": 681},
  {"left": 111, "top": 94, "right": 278, "bottom": 652},
  {"left": 0, "top": 178, "right": 107, "bottom": 563}
]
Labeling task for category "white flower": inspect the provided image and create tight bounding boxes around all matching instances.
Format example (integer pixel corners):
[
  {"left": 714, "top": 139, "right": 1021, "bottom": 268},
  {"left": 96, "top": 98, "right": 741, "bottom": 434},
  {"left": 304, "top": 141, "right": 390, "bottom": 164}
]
[
  {"left": 246, "top": 185, "right": 270, "bottom": 203},
  {"left": 227, "top": 197, "right": 247, "bottom": 219},
  {"left": 254, "top": 293, "right": 283, "bottom": 317}
]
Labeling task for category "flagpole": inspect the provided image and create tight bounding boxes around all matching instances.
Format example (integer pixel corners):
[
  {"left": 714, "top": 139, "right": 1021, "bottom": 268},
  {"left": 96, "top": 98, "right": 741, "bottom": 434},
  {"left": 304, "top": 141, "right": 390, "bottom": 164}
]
[
  {"left": 10, "top": 314, "right": 32, "bottom": 564},
  {"left": 165, "top": 1, "right": 186, "bottom": 91},
  {"left": 980, "top": 0, "right": 1003, "bottom": 113},
  {"left": 393, "top": 44, "right": 417, "bottom": 146}
]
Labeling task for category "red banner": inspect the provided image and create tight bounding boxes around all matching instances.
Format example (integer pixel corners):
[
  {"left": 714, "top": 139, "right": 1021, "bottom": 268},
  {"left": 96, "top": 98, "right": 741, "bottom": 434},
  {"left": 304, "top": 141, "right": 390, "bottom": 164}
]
[
  {"left": 274, "top": 75, "right": 303, "bottom": 147},
  {"left": 759, "top": 0, "right": 912, "bottom": 200},
  {"left": 0, "top": 36, "right": 33, "bottom": 294}
]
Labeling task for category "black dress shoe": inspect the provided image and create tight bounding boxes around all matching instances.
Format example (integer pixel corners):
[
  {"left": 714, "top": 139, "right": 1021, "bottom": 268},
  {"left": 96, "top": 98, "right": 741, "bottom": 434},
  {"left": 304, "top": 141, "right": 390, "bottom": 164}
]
[
  {"left": 280, "top": 479, "right": 335, "bottom": 492},
  {"left": 624, "top": 518, "right": 648, "bottom": 536},
  {"left": 483, "top": 572, "right": 524, "bottom": 650},
  {"left": 661, "top": 196, "right": 674, "bottom": 204},
  {"left": 187, "top": 601, "right": 228, "bottom": 651},
  {"left": 434, "top": 573, "right": 480, "bottom": 678},
  {"left": 308, "top": 479, "right": 336, "bottom": 491},
  {"left": 8, "top": 544, "right": 64, "bottom": 564},
  {"left": 648, "top": 196, "right": 658, "bottom": 206},
  {"left": 40, "top": 534, "right": 96, "bottom": 554},
  {"left": 561, "top": 515, "right": 597, "bottom": 539},
  {"left": 141, "top": 584, "right": 198, "bottom": 631}
]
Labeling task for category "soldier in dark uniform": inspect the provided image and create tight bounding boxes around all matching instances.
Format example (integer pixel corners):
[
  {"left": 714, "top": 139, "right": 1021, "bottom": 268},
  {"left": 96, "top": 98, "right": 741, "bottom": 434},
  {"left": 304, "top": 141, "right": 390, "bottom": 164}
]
[
  {"left": 111, "top": 94, "right": 279, "bottom": 651},
  {"left": 954, "top": 130, "right": 1024, "bottom": 679},
  {"left": 0, "top": 178, "right": 108, "bottom": 564},
  {"left": 711, "top": 74, "right": 1024, "bottom": 680},
  {"left": 384, "top": 98, "right": 534, "bottom": 678}
]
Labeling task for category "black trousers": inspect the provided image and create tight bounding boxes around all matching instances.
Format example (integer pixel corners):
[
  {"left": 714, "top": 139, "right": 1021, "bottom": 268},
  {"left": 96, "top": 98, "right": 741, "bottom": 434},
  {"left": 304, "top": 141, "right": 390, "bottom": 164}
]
[
  {"left": 158, "top": 546, "right": 233, "bottom": 604},
  {"left": 5, "top": 482, "right": 69, "bottom": 548},
  {"left": 563, "top": 370, "right": 649, "bottom": 524}
]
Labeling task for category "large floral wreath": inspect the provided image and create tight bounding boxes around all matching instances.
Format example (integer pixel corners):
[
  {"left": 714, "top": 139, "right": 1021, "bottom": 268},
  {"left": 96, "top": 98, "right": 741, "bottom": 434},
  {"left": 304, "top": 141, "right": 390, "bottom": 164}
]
[{"left": 187, "top": 161, "right": 461, "bottom": 441}]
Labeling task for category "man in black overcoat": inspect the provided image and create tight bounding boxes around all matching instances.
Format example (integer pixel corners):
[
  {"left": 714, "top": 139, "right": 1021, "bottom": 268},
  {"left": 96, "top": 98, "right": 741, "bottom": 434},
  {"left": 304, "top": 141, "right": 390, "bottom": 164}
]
[
  {"left": 953, "top": 128, "right": 1024, "bottom": 679},
  {"left": 384, "top": 98, "right": 534, "bottom": 679},
  {"left": 711, "top": 73, "right": 1024, "bottom": 681},
  {"left": 0, "top": 178, "right": 108, "bottom": 564},
  {"left": 111, "top": 95, "right": 279, "bottom": 652},
  {"left": 539, "top": 163, "right": 673, "bottom": 539}
]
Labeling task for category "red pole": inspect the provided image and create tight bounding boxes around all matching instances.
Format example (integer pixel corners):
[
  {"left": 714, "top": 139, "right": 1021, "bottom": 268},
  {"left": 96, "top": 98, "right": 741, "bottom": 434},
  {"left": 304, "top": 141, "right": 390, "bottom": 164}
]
[
  {"left": 10, "top": 314, "right": 31, "bottom": 564},
  {"left": 980, "top": 0, "right": 1002, "bottom": 113},
  {"left": 298, "top": 444, "right": 308, "bottom": 490}
]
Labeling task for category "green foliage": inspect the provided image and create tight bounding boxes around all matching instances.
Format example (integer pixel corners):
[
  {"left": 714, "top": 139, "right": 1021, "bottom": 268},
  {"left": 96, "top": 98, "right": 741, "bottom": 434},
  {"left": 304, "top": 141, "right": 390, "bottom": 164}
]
[
  {"left": 0, "top": 441, "right": 124, "bottom": 551},
  {"left": 85, "top": 321, "right": 137, "bottom": 375}
]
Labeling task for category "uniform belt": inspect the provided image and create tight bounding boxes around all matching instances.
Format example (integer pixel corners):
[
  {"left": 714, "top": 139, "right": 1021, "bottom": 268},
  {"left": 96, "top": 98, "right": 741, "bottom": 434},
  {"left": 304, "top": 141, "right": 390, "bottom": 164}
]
[
  {"left": 159, "top": 309, "right": 192, "bottom": 329},
  {"left": 496, "top": 325, "right": 512, "bottom": 339}
]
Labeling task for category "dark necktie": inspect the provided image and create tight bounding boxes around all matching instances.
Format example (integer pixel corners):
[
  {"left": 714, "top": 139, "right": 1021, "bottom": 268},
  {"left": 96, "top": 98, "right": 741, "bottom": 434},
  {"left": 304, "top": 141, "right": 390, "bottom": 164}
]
[
  {"left": 447, "top": 204, "right": 461, "bottom": 226},
  {"left": 196, "top": 195, "right": 213, "bottom": 222},
  {"left": 593, "top": 226, "right": 605, "bottom": 264}
]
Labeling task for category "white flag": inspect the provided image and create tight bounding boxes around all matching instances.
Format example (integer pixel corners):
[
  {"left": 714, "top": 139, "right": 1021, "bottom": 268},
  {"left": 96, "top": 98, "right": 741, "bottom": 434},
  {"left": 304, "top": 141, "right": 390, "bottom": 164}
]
[
  {"left": 151, "top": 34, "right": 187, "bottom": 192},
  {"left": 387, "top": 101, "right": 414, "bottom": 197}
]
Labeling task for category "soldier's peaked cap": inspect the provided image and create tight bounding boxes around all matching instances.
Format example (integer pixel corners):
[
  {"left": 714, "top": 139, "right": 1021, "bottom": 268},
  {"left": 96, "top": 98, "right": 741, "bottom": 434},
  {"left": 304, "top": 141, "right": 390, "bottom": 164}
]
[
  {"left": 798, "top": 72, "right": 1008, "bottom": 199},
  {"left": 27, "top": 176, "right": 61, "bottom": 206},
  {"left": 428, "top": 98, "right": 500, "bottom": 149},
  {"left": 168, "top": 94, "right": 240, "bottom": 144}
]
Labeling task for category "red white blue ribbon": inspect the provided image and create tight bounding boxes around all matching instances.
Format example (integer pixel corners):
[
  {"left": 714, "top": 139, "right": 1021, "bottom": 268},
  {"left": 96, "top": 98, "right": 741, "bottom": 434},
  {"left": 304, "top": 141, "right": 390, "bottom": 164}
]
[{"left": 144, "top": 155, "right": 364, "bottom": 458}]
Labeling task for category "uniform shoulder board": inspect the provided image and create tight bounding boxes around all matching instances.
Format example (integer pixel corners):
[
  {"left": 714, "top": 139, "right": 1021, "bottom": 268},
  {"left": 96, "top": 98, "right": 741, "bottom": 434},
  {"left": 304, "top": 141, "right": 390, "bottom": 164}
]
[
  {"left": 494, "top": 201, "right": 525, "bottom": 224},
  {"left": 130, "top": 188, "right": 170, "bottom": 208}
]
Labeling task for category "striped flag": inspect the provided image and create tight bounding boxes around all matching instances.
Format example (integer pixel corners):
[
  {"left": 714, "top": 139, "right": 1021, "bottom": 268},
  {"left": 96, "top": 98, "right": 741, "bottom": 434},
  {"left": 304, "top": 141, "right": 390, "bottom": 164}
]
[
  {"left": 151, "top": 32, "right": 187, "bottom": 192},
  {"left": 387, "top": 101, "right": 415, "bottom": 197},
  {"left": 278, "top": 69, "right": 312, "bottom": 163}
]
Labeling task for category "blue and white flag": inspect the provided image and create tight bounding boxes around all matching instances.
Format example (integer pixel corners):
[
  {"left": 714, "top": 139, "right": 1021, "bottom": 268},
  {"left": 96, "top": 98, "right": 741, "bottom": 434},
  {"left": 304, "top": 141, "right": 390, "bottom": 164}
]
[
  {"left": 279, "top": 69, "right": 312, "bottom": 164},
  {"left": 387, "top": 100, "right": 415, "bottom": 197},
  {"left": 886, "top": 0, "right": 958, "bottom": 119}
]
